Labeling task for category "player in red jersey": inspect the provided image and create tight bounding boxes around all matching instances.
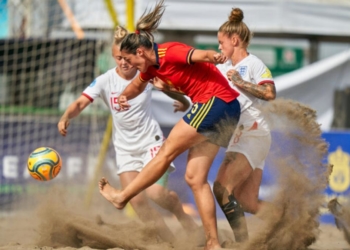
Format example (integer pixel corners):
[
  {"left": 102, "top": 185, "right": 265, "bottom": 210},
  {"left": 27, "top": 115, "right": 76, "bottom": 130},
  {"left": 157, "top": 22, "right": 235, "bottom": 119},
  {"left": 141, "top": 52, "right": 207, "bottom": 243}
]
[{"left": 98, "top": 1, "right": 241, "bottom": 249}]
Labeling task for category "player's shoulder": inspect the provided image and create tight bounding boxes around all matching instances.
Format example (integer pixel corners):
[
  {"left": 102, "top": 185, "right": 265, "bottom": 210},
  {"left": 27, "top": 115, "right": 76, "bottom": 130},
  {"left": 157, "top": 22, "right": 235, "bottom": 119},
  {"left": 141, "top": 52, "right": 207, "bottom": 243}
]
[
  {"left": 246, "top": 54, "right": 267, "bottom": 67},
  {"left": 87, "top": 68, "right": 115, "bottom": 90},
  {"left": 96, "top": 67, "right": 115, "bottom": 81}
]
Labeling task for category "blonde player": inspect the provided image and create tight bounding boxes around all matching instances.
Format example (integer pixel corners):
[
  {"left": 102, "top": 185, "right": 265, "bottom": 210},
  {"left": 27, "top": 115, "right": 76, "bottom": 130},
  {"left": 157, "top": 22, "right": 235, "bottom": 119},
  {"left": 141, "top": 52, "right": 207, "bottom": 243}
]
[
  {"left": 57, "top": 26, "right": 197, "bottom": 243},
  {"left": 214, "top": 8, "right": 276, "bottom": 243}
]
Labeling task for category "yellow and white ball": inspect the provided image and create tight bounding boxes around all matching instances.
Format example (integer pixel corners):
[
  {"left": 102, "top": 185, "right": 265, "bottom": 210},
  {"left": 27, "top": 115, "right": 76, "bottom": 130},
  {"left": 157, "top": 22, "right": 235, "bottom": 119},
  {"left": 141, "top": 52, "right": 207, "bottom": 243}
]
[{"left": 27, "top": 147, "right": 62, "bottom": 181}]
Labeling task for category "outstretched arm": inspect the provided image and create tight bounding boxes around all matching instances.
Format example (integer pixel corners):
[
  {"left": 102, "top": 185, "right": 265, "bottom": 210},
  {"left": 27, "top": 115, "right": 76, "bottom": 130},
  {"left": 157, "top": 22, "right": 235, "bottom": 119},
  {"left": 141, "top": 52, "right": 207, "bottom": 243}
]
[
  {"left": 190, "top": 49, "right": 228, "bottom": 64},
  {"left": 58, "top": 95, "right": 91, "bottom": 136}
]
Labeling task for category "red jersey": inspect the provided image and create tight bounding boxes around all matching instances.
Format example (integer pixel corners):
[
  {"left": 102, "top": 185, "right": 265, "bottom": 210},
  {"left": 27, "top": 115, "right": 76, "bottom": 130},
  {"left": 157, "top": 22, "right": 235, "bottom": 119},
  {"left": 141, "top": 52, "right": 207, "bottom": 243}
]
[{"left": 139, "top": 42, "right": 239, "bottom": 103}]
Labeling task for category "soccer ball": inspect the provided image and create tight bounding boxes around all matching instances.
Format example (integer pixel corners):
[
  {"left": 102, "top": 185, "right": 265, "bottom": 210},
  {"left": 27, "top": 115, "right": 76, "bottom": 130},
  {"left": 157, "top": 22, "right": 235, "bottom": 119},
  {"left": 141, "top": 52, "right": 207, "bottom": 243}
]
[{"left": 27, "top": 147, "right": 62, "bottom": 181}]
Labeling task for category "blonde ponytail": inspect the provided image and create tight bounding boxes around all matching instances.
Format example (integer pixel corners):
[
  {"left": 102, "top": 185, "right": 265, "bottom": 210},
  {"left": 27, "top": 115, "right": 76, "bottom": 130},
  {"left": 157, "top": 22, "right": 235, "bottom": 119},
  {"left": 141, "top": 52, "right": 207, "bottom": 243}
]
[{"left": 113, "top": 26, "right": 128, "bottom": 45}]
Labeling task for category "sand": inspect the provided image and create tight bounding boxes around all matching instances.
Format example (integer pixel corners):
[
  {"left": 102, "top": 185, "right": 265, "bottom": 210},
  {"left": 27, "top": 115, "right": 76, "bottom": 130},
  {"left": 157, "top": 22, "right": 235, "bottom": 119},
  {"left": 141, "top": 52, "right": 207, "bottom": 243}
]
[
  {"left": 0, "top": 206, "right": 349, "bottom": 250},
  {"left": 1, "top": 99, "right": 349, "bottom": 250}
]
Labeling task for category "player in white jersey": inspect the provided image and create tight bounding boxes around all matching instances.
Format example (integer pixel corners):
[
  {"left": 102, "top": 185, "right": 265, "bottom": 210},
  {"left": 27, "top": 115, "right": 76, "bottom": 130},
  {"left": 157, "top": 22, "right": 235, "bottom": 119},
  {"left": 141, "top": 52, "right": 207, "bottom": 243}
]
[
  {"left": 213, "top": 8, "right": 276, "bottom": 243},
  {"left": 57, "top": 26, "right": 197, "bottom": 243}
]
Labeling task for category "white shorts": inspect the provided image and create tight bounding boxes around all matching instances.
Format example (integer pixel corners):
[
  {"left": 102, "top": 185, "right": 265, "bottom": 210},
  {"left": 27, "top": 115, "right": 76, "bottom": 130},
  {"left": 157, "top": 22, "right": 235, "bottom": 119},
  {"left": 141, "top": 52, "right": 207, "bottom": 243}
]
[
  {"left": 227, "top": 106, "right": 271, "bottom": 170},
  {"left": 116, "top": 141, "right": 175, "bottom": 175}
]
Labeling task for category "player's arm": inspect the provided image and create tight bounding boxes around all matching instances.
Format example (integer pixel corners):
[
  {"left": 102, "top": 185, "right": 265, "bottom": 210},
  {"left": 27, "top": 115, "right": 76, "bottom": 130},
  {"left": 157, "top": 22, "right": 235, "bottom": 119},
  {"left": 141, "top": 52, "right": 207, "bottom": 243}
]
[
  {"left": 190, "top": 49, "right": 228, "bottom": 64},
  {"left": 118, "top": 74, "right": 149, "bottom": 110},
  {"left": 228, "top": 69, "right": 276, "bottom": 101},
  {"left": 58, "top": 95, "right": 91, "bottom": 136},
  {"left": 162, "top": 90, "right": 190, "bottom": 112},
  {"left": 152, "top": 77, "right": 190, "bottom": 112}
]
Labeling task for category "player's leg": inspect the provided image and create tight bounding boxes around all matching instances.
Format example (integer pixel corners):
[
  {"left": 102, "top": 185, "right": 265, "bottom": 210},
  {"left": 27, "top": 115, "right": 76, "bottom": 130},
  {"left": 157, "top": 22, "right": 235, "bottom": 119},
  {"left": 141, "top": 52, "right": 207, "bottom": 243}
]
[
  {"left": 99, "top": 118, "right": 208, "bottom": 209},
  {"left": 213, "top": 152, "right": 252, "bottom": 242},
  {"left": 236, "top": 168, "right": 282, "bottom": 222},
  {"left": 119, "top": 171, "right": 176, "bottom": 243},
  {"left": 185, "top": 140, "right": 221, "bottom": 250},
  {"left": 234, "top": 168, "right": 263, "bottom": 214},
  {"left": 146, "top": 173, "right": 198, "bottom": 232}
]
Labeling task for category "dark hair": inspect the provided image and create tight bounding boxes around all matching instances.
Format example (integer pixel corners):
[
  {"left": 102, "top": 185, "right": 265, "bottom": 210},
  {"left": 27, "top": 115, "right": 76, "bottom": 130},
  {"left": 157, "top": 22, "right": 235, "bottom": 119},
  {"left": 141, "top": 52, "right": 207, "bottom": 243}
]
[
  {"left": 120, "top": 0, "right": 165, "bottom": 54},
  {"left": 218, "top": 8, "right": 252, "bottom": 46}
]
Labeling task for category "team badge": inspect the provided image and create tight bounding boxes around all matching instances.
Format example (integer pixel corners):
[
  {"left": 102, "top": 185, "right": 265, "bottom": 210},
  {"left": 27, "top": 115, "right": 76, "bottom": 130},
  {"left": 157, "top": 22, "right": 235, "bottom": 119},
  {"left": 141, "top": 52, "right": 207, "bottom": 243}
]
[
  {"left": 89, "top": 79, "right": 97, "bottom": 87},
  {"left": 238, "top": 66, "right": 247, "bottom": 77}
]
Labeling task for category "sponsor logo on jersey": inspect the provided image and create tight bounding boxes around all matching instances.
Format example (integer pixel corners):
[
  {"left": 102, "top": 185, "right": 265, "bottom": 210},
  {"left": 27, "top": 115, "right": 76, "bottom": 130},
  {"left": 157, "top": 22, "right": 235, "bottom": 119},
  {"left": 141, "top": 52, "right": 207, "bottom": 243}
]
[
  {"left": 261, "top": 68, "right": 272, "bottom": 78},
  {"left": 238, "top": 66, "right": 247, "bottom": 77},
  {"left": 89, "top": 79, "right": 97, "bottom": 87}
]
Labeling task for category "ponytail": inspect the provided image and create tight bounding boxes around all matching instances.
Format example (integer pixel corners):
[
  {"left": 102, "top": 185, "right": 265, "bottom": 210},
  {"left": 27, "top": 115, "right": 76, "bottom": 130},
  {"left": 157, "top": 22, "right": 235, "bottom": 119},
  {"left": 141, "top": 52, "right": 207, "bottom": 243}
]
[
  {"left": 120, "top": 0, "right": 165, "bottom": 54},
  {"left": 113, "top": 25, "right": 128, "bottom": 46}
]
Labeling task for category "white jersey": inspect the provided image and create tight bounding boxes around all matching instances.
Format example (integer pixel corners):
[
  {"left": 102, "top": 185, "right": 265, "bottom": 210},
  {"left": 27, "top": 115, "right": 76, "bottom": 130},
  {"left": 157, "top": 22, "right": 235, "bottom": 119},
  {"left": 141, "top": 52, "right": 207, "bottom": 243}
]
[
  {"left": 216, "top": 54, "right": 274, "bottom": 112},
  {"left": 83, "top": 67, "right": 164, "bottom": 154},
  {"left": 217, "top": 54, "right": 274, "bottom": 169}
]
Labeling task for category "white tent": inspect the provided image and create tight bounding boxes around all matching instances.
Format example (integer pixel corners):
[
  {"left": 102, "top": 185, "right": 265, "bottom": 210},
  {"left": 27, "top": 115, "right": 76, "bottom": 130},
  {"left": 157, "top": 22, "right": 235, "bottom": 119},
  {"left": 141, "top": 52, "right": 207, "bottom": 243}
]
[
  {"left": 150, "top": 0, "right": 350, "bottom": 37},
  {"left": 69, "top": 0, "right": 350, "bottom": 38}
]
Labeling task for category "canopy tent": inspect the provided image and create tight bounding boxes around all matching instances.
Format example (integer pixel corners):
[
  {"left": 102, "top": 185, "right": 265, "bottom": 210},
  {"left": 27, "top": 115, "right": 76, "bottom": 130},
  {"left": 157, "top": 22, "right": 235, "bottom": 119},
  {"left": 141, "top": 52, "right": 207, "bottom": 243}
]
[
  {"left": 148, "top": 0, "right": 350, "bottom": 37},
  {"left": 68, "top": 0, "right": 350, "bottom": 38}
]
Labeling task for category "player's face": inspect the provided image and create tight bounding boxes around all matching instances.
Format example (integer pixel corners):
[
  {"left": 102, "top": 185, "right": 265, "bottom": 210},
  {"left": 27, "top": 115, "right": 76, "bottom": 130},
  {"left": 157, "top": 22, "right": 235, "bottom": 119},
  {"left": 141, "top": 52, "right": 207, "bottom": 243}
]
[
  {"left": 120, "top": 48, "right": 149, "bottom": 73},
  {"left": 217, "top": 32, "right": 234, "bottom": 58},
  {"left": 112, "top": 45, "right": 135, "bottom": 73}
]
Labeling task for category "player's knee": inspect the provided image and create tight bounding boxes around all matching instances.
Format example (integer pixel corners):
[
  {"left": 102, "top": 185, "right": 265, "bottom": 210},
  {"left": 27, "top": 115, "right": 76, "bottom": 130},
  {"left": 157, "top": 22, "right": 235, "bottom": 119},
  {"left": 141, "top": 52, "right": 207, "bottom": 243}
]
[
  {"left": 184, "top": 172, "right": 206, "bottom": 191},
  {"left": 184, "top": 170, "right": 194, "bottom": 187},
  {"left": 184, "top": 172, "right": 203, "bottom": 191}
]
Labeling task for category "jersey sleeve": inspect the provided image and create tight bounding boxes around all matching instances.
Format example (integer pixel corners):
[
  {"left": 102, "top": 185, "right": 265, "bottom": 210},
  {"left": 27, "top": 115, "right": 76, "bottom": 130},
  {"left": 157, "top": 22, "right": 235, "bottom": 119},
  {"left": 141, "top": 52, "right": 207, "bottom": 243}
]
[
  {"left": 82, "top": 73, "right": 108, "bottom": 102},
  {"left": 166, "top": 44, "right": 195, "bottom": 65},
  {"left": 251, "top": 59, "right": 274, "bottom": 85}
]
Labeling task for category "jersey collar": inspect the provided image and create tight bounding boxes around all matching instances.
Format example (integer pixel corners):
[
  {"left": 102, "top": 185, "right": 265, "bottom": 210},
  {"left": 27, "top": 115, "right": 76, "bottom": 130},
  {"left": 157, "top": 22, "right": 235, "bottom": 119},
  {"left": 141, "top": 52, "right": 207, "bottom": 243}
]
[{"left": 153, "top": 43, "right": 160, "bottom": 69}]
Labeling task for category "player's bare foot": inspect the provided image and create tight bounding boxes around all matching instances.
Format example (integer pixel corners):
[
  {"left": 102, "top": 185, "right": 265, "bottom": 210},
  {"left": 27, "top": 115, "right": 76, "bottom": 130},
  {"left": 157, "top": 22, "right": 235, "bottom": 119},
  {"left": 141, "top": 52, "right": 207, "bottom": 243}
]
[{"left": 99, "top": 177, "right": 126, "bottom": 209}]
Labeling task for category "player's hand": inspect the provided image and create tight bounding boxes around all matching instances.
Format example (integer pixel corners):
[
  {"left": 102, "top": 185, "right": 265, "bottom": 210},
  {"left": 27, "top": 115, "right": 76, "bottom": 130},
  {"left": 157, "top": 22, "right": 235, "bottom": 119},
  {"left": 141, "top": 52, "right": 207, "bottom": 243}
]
[
  {"left": 118, "top": 95, "right": 131, "bottom": 111},
  {"left": 213, "top": 53, "right": 228, "bottom": 64},
  {"left": 228, "top": 70, "right": 244, "bottom": 86},
  {"left": 173, "top": 100, "right": 188, "bottom": 113},
  {"left": 58, "top": 118, "right": 69, "bottom": 136}
]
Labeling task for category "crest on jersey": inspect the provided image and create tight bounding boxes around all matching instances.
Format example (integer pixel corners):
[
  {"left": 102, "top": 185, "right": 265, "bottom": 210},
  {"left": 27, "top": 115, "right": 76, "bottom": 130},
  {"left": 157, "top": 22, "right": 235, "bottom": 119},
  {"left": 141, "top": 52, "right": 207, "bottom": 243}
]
[
  {"left": 89, "top": 79, "right": 97, "bottom": 87},
  {"left": 238, "top": 66, "right": 247, "bottom": 77}
]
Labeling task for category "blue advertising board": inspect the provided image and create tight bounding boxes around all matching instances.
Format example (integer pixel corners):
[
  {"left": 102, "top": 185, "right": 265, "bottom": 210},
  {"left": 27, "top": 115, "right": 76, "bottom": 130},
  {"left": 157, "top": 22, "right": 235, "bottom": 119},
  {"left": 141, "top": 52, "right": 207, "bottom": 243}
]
[{"left": 321, "top": 132, "right": 350, "bottom": 223}]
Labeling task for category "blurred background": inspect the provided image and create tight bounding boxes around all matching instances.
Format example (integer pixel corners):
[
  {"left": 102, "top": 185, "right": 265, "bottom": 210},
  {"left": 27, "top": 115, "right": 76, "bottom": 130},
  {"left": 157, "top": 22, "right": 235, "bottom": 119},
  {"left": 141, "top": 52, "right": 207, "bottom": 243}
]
[{"left": 0, "top": 0, "right": 350, "bottom": 224}]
